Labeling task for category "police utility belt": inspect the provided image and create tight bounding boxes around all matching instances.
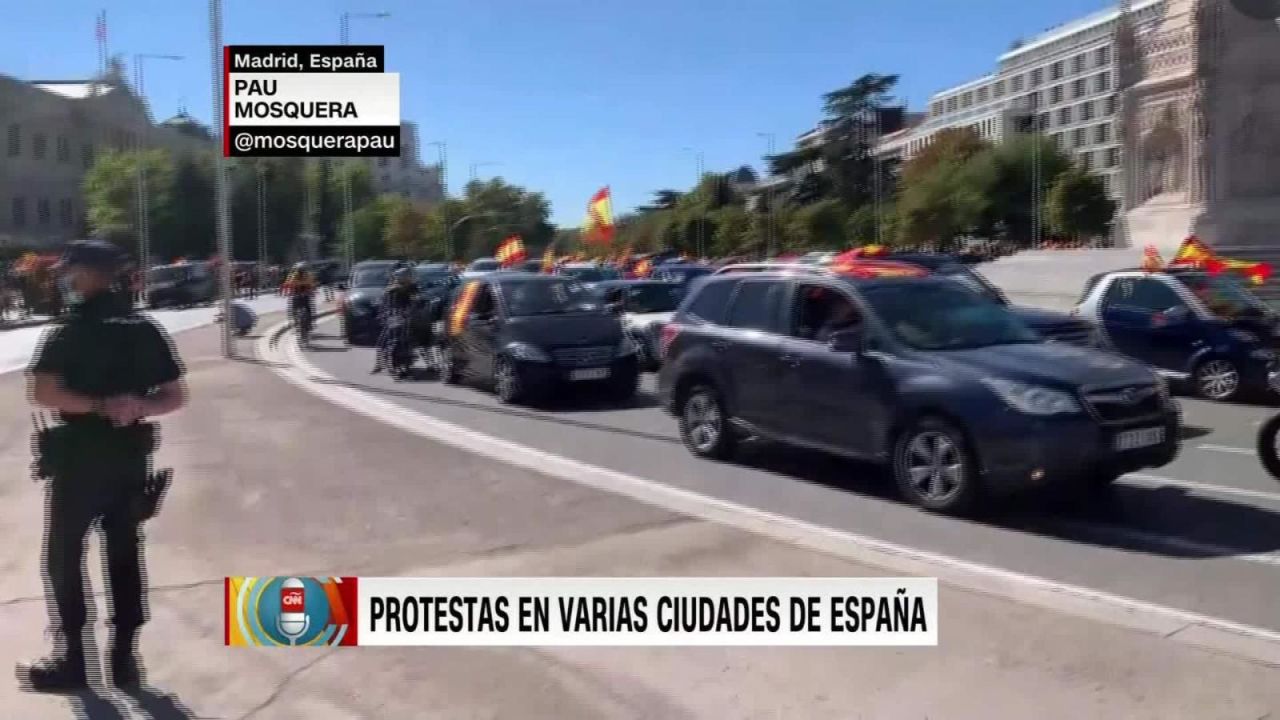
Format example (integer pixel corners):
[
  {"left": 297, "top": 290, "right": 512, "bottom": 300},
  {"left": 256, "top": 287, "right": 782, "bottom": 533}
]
[{"left": 32, "top": 414, "right": 173, "bottom": 522}]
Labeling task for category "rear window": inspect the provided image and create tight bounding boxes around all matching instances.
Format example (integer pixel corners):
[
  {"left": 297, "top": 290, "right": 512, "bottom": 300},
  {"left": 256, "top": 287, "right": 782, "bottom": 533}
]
[
  {"left": 726, "top": 280, "right": 783, "bottom": 332},
  {"left": 683, "top": 278, "right": 738, "bottom": 324}
]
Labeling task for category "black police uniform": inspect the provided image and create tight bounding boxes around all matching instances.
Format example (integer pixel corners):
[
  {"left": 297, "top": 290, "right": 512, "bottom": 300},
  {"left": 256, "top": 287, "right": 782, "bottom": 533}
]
[{"left": 23, "top": 241, "right": 184, "bottom": 691}]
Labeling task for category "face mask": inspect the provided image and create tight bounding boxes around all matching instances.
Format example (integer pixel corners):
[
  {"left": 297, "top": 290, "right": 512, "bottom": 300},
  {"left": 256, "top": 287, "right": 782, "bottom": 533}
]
[{"left": 58, "top": 276, "right": 83, "bottom": 305}]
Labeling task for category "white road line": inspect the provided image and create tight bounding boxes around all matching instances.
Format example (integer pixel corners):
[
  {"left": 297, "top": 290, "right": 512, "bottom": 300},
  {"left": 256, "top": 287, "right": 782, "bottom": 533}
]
[
  {"left": 1195, "top": 443, "right": 1257, "bottom": 456},
  {"left": 1123, "top": 473, "right": 1280, "bottom": 504},
  {"left": 261, "top": 322, "right": 1280, "bottom": 667},
  {"left": 1052, "top": 519, "right": 1280, "bottom": 568}
]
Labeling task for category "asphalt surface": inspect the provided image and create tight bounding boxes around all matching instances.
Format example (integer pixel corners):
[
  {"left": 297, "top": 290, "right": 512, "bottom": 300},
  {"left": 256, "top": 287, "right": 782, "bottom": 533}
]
[{"left": 305, "top": 316, "right": 1280, "bottom": 635}]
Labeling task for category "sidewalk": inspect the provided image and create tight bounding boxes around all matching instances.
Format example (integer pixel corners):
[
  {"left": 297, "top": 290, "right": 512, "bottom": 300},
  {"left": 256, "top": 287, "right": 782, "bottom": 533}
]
[{"left": 0, "top": 314, "right": 1277, "bottom": 719}]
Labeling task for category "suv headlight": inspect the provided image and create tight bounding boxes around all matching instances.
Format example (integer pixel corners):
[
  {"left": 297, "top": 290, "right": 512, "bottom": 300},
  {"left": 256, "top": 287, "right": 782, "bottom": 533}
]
[
  {"left": 507, "top": 342, "right": 551, "bottom": 362},
  {"left": 981, "top": 377, "right": 1082, "bottom": 415},
  {"left": 616, "top": 334, "right": 639, "bottom": 356}
]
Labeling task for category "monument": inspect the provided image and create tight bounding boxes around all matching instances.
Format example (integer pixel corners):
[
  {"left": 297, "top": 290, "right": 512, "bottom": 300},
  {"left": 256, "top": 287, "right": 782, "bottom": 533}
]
[{"left": 1117, "top": 0, "right": 1280, "bottom": 255}]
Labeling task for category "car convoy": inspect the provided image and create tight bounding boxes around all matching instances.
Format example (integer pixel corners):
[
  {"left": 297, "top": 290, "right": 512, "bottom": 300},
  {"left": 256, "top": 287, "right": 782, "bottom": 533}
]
[{"left": 326, "top": 250, "right": 1280, "bottom": 515}]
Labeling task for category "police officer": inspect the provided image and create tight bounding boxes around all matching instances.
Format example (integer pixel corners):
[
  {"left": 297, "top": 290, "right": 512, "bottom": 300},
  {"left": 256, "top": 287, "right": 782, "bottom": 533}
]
[{"left": 19, "top": 240, "right": 188, "bottom": 691}]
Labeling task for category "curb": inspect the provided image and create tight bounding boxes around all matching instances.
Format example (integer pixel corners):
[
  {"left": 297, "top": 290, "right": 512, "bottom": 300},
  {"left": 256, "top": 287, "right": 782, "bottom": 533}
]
[{"left": 262, "top": 319, "right": 1280, "bottom": 668}]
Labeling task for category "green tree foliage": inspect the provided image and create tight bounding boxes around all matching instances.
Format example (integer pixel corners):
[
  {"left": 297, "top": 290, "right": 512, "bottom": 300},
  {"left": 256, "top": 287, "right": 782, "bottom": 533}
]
[
  {"left": 83, "top": 149, "right": 174, "bottom": 255},
  {"left": 1047, "top": 166, "right": 1116, "bottom": 241},
  {"left": 452, "top": 178, "right": 554, "bottom": 260},
  {"left": 383, "top": 197, "right": 432, "bottom": 259},
  {"left": 786, "top": 198, "right": 848, "bottom": 250}
]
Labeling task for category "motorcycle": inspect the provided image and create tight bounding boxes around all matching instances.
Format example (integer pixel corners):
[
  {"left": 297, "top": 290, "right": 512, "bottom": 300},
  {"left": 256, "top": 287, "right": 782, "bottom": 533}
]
[
  {"left": 292, "top": 299, "right": 313, "bottom": 348},
  {"left": 383, "top": 311, "right": 414, "bottom": 379}
]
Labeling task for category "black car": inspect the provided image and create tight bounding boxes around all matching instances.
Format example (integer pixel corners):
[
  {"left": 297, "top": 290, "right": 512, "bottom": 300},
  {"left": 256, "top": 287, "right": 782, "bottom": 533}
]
[
  {"left": 461, "top": 257, "right": 502, "bottom": 280},
  {"left": 341, "top": 260, "right": 411, "bottom": 345},
  {"left": 657, "top": 271, "right": 1180, "bottom": 515},
  {"left": 440, "top": 273, "right": 641, "bottom": 405},
  {"left": 887, "top": 252, "right": 1098, "bottom": 346},
  {"left": 146, "top": 262, "right": 216, "bottom": 309},
  {"left": 651, "top": 263, "right": 712, "bottom": 288}
]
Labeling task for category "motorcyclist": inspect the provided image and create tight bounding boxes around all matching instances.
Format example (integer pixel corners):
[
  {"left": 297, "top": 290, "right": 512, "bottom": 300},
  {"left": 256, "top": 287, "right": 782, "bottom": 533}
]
[
  {"left": 372, "top": 267, "right": 420, "bottom": 375},
  {"left": 282, "top": 262, "right": 317, "bottom": 336}
]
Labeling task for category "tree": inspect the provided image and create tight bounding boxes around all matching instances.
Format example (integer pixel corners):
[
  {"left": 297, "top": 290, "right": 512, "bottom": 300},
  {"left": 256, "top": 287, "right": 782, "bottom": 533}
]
[
  {"left": 786, "top": 198, "right": 847, "bottom": 250},
  {"left": 83, "top": 148, "right": 175, "bottom": 257},
  {"left": 711, "top": 205, "right": 751, "bottom": 257},
  {"left": 1047, "top": 167, "right": 1116, "bottom": 242},
  {"left": 899, "top": 128, "right": 989, "bottom": 188},
  {"left": 973, "top": 134, "right": 1072, "bottom": 247},
  {"left": 383, "top": 197, "right": 430, "bottom": 259}
]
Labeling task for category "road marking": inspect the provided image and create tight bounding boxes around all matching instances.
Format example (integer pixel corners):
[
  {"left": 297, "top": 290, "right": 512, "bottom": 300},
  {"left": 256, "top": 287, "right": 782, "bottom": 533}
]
[
  {"left": 1123, "top": 472, "right": 1280, "bottom": 504},
  {"left": 1051, "top": 519, "right": 1280, "bottom": 568},
  {"left": 261, "top": 321, "right": 1280, "bottom": 667},
  {"left": 1196, "top": 443, "right": 1257, "bottom": 456}
]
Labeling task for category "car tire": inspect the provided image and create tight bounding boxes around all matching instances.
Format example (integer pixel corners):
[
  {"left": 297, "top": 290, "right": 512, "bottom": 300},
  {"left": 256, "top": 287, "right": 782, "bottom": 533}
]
[
  {"left": 440, "top": 345, "right": 462, "bottom": 385},
  {"left": 1194, "top": 357, "right": 1241, "bottom": 401},
  {"left": 893, "top": 417, "right": 981, "bottom": 515},
  {"left": 493, "top": 355, "right": 525, "bottom": 405},
  {"left": 1258, "top": 413, "right": 1280, "bottom": 481},
  {"left": 678, "top": 384, "right": 736, "bottom": 460}
]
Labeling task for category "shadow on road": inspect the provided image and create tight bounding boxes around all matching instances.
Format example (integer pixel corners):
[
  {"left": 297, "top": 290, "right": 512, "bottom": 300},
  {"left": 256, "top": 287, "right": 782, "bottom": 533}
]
[{"left": 1179, "top": 424, "right": 1212, "bottom": 441}]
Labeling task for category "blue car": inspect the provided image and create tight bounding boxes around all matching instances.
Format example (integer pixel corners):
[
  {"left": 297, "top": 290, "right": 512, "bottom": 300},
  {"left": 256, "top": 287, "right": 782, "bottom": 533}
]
[{"left": 1074, "top": 267, "right": 1280, "bottom": 402}]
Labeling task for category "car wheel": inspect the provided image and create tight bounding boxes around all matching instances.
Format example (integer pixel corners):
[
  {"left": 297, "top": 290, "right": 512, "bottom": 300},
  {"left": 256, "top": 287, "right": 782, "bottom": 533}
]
[
  {"left": 440, "top": 345, "right": 462, "bottom": 385},
  {"left": 1194, "top": 357, "right": 1241, "bottom": 401},
  {"left": 493, "top": 355, "right": 524, "bottom": 404},
  {"left": 893, "top": 417, "right": 981, "bottom": 515},
  {"left": 678, "top": 384, "right": 736, "bottom": 460},
  {"left": 1258, "top": 413, "right": 1280, "bottom": 481}
]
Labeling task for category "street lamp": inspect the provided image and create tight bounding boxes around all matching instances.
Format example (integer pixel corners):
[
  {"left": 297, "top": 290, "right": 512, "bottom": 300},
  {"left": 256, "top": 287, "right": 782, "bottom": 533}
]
[
  {"left": 756, "top": 132, "right": 776, "bottom": 258},
  {"left": 469, "top": 161, "right": 501, "bottom": 183},
  {"left": 338, "top": 10, "right": 390, "bottom": 274},
  {"left": 448, "top": 213, "right": 498, "bottom": 261},
  {"left": 681, "top": 147, "right": 706, "bottom": 258},
  {"left": 131, "top": 53, "right": 183, "bottom": 306},
  {"left": 209, "top": 0, "right": 232, "bottom": 357}
]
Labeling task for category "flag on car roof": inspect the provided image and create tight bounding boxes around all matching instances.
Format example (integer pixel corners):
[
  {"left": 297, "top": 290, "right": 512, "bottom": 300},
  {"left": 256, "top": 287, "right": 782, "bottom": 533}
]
[
  {"left": 541, "top": 244, "right": 555, "bottom": 273},
  {"left": 495, "top": 235, "right": 526, "bottom": 268},
  {"left": 582, "top": 187, "right": 615, "bottom": 245},
  {"left": 1166, "top": 235, "right": 1271, "bottom": 284},
  {"left": 1141, "top": 245, "right": 1164, "bottom": 272}
]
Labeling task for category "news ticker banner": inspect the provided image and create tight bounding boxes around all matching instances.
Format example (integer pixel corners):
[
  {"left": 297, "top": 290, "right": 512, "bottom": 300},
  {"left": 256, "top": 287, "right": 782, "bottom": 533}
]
[
  {"left": 225, "top": 576, "right": 937, "bottom": 647},
  {"left": 224, "top": 45, "right": 400, "bottom": 158}
]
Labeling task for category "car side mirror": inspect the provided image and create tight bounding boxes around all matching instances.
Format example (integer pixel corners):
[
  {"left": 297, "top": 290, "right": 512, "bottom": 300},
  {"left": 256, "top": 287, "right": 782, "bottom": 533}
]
[{"left": 828, "top": 327, "right": 865, "bottom": 354}]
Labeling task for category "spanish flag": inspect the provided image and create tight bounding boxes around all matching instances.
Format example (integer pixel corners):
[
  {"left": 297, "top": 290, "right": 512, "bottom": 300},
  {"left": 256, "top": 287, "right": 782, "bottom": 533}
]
[
  {"left": 583, "top": 187, "right": 615, "bottom": 245},
  {"left": 1168, "top": 236, "right": 1218, "bottom": 270},
  {"left": 633, "top": 258, "right": 653, "bottom": 278},
  {"left": 450, "top": 282, "right": 481, "bottom": 336},
  {"left": 541, "top": 244, "right": 555, "bottom": 273},
  {"left": 495, "top": 235, "right": 527, "bottom": 268},
  {"left": 1219, "top": 257, "right": 1274, "bottom": 286}
]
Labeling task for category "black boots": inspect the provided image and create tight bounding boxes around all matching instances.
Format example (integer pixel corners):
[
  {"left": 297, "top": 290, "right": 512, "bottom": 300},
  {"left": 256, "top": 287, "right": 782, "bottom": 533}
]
[
  {"left": 18, "top": 637, "right": 87, "bottom": 693},
  {"left": 108, "top": 626, "right": 142, "bottom": 687}
]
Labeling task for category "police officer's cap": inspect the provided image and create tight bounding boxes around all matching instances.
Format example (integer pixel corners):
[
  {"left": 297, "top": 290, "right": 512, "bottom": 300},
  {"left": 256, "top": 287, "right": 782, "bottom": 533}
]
[{"left": 53, "top": 240, "right": 128, "bottom": 273}]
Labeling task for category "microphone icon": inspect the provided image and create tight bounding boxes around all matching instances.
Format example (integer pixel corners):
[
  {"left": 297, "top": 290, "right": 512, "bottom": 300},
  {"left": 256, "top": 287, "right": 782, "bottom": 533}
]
[{"left": 277, "top": 577, "right": 310, "bottom": 646}]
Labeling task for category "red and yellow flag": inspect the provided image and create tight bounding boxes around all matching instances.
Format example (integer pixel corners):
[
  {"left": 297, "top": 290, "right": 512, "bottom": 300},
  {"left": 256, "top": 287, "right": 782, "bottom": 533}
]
[
  {"left": 541, "top": 244, "right": 555, "bottom": 273},
  {"left": 450, "top": 281, "right": 481, "bottom": 336},
  {"left": 633, "top": 258, "right": 653, "bottom": 278},
  {"left": 1164, "top": 235, "right": 1272, "bottom": 285},
  {"left": 495, "top": 235, "right": 527, "bottom": 268},
  {"left": 583, "top": 187, "right": 615, "bottom": 245},
  {"left": 1219, "top": 257, "right": 1274, "bottom": 286},
  {"left": 1168, "top": 236, "right": 1217, "bottom": 269}
]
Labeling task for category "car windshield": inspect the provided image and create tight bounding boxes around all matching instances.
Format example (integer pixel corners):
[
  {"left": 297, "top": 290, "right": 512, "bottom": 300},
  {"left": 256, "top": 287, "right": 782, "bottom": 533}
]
[
  {"left": 935, "top": 264, "right": 1004, "bottom": 303},
  {"left": 562, "top": 267, "right": 607, "bottom": 282},
  {"left": 352, "top": 267, "right": 392, "bottom": 287},
  {"left": 502, "top": 279, "right": 598, "bottom": 316},
  {"left": 469, "top": 260, "right": 500, "bottom": 272},
  {"left": 415, "top": 270, "right": 453, "bottom": 288},
  {"left": 148, "top": 267, "right": 186, "bottom": 283},
  {"left": 656, "top": 267, "right": 709, "bottom": 283},
  {"left": 1176, "top": 273, "right": 1271, "bottom": 320},
  {"left": 619, "top": 284, "right": 682, "bottom": 313},
  {"left": 861, "top": 281, "right": 1040, "bottom": 351}
]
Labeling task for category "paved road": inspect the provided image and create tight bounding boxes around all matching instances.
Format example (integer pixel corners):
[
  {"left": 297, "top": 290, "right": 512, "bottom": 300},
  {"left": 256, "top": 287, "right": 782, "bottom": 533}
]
[
  {"left": 305, "top": 316, "right": 1280, "bottom": 635},
  {"left": 0, "top": 295, "right": 290, "bottom": 375}
]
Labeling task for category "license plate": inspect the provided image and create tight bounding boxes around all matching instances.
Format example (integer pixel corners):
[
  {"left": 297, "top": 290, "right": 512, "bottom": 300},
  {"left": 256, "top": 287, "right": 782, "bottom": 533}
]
[
  {"left": 1114, "top": 426, "right": 1165, "bottom": 451},
  {"left": 570, "top": 367, "right": 610, "bottom": 382}
]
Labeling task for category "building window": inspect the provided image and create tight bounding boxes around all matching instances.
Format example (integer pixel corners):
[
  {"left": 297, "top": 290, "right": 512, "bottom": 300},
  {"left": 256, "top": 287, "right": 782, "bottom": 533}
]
[
  {"left": 6, "top": 124, "right": 19, "bottom": 157},
  {"left": 1073, "top": 53, "right": 1086, "bottom": 74},
  {"left": 58, "top": 199, "right": 73, "bottom": 227},
  {"left": 977, "top": 86, "right": 989, "bottom": 103},
  {"left": 1073, "top": 78, "right": 1087, "bottom": 99},
  {"left": 56, "top": 136, "right": 70, "bottom": 163},
  {"left": 1011, "top": 75, "right": 1024, "bottom": 92},
  {"left": 1097, "top": 46, "right": 1111, "bottom": 66},
  {"left": 1073, "top": 127, "right": 1087, "bottom": 147},
  {"left": 1095, "top": 72, "right": 1110, "bottom": 92},
  {"left": 930, "top": 101, "right": 943, "bottom": 117},
  {"left": 1038, "top": 112, "right": 1051, "bottom": 130},
  {"left": 37, "top": 199, "right": 51, "bottom": 226},
  {"left": 1050, "top": 85, "right": 1063, "bottom": 104},
  {"left": 11, "top": 198, "right": 26, "bottom": 227},
  {"left": 1107, "top": 147, "right": 1121, "bottom": 167},
  {"left": 946, "top": 97, "right": 958, "bottom": 112},
  {"left": 1081, "top": 100, "right": 1095, "bottom": 121},
  {"left": 961, "top": 92, "right": 973, "bottom": 108},
  {"left": 1105, "top": 94, "right": 1119, "bottom": 115},
  {"left": 1051, "top": 61, "right": 1064, "bottom": 80},
  {"left": 1024, "top": 92, "right": 1041, "bottom": 110},
  {"left": 1080, "top": 151, "right": 1093, "bottom": 171},
  {"left": 1095, "top": 123, "right": 1111, "bottom": 143},
  {"left": 1058, "top": 106, "right": 1073, "bottom": 125},
  {"left": 33, "top": 133, "right": 47, "bottom": 160},
  {"left": 1053, "top": 132, "right": 1065, "bottom": 149},
  {"left": 1030, "top": 67, "right": 1043, "bottom": 87},
  {"left": 82, "top": 143, "right": 94, "bottom": 169},
  {"left": 993, "top": 80, "right": 1005, "bottom": 97}
]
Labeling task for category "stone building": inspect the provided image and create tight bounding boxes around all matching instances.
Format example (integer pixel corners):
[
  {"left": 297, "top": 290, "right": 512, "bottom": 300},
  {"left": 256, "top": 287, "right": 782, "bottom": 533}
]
[{"left": 0, "top": 60, "right": 213, "bottom": 249}]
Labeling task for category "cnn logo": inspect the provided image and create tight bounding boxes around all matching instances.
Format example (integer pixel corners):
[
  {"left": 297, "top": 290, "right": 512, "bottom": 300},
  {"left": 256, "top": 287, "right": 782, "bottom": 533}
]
[{"left": 281, "top": 587, "right": 305, "bottom": 608}]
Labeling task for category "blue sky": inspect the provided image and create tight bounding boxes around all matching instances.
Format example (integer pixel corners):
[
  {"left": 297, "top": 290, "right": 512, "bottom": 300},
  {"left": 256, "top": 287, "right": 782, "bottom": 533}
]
[{"left": 5, "top": 0, "right": 1114, "bottom": 225}]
